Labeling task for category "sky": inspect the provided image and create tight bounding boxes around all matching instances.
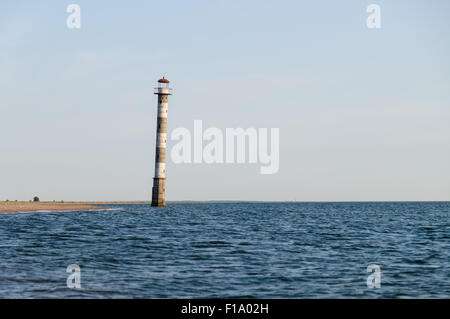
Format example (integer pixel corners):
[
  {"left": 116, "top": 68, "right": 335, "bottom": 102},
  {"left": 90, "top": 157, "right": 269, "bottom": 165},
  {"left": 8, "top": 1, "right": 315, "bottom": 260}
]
[{"left": 0, "top": 0, "right": 449, "bottom": 201}]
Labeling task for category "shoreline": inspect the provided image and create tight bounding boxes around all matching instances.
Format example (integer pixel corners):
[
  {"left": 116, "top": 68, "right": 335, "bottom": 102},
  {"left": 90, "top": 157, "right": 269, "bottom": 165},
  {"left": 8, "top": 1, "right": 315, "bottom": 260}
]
[
  {"left": 0, "top": 202, "right": 113, "bottom": 214},
  {"left": 0, "top": 201, "right": 248, "bottom": 213},
  {"left": 0, "top": 201, "right": 242, "bottom": 213}
]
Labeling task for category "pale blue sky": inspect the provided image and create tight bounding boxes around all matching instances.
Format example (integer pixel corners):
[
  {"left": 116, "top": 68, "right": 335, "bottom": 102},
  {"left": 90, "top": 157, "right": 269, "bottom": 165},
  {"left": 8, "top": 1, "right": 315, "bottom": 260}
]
[{"left": 1, "top": 0, "right": 449, "bottom": 201}]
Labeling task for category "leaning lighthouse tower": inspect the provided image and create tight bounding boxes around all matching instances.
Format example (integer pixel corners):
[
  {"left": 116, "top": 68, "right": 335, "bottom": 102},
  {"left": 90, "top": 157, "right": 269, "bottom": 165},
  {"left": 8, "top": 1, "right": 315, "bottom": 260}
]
[{"left": 152, "top": 77, "right": 172, "bottom": 207}]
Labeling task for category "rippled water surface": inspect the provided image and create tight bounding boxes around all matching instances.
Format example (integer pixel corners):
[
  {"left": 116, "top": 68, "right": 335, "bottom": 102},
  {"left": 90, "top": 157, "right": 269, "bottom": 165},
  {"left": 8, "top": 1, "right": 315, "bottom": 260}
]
[{"left": 0, "top": 202, "right": 448, "bottom": 298}]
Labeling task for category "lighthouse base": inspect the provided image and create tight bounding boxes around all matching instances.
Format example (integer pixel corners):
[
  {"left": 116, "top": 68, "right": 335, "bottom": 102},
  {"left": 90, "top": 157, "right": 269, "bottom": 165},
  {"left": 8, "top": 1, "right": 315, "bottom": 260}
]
[{"left": 151, "top": 178, "right": 166, "bottom": 207}]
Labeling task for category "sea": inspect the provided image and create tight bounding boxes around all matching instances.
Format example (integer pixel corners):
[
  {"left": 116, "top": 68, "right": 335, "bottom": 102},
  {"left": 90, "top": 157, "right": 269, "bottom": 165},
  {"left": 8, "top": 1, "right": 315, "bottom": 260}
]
[{"left": 0, "top": 202, "right": 448, "bottom": 298}]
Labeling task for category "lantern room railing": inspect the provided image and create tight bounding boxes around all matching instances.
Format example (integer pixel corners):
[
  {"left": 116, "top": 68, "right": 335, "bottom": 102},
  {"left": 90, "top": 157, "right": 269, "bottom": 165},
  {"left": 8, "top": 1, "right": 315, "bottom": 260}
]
[{"left": 154, "top": 87, "right": 173, "bottom": 95}]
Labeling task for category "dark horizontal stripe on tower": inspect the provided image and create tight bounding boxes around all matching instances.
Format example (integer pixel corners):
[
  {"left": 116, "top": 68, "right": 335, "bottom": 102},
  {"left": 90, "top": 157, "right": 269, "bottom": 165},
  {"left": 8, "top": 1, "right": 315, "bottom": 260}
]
[{"left": 157, "top": 117, "right": 167, "bottom": 132}]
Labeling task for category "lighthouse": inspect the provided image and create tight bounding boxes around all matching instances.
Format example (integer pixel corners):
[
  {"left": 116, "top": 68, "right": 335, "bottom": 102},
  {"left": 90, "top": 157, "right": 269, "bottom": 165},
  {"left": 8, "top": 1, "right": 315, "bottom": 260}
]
[{"left": 152, "top": 77, "right": 172, "bottom": 207}]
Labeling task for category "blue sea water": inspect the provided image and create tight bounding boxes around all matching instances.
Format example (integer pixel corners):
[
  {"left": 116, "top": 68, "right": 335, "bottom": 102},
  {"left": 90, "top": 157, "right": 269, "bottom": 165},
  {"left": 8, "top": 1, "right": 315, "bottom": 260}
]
[{"left": 0, "top": 202, "right": 448, "bottom": 298}]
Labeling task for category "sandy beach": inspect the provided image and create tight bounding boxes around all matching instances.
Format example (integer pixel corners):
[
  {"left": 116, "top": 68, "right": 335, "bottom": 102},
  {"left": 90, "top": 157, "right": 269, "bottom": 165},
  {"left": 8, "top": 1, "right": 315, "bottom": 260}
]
[{"left": 0, "top": 202, "right": 112, "bottom": 213}]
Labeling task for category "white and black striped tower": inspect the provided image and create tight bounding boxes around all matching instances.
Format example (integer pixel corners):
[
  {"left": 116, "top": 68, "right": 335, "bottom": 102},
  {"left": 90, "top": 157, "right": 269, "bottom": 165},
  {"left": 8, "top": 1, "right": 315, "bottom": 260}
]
[{"left": 152, "top": 77, "right": 172, "bottom": 207}]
